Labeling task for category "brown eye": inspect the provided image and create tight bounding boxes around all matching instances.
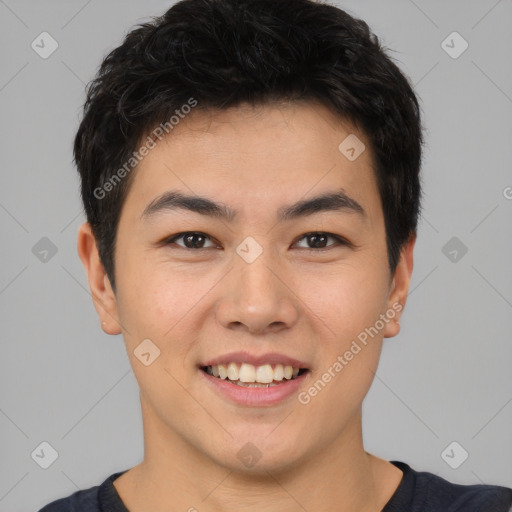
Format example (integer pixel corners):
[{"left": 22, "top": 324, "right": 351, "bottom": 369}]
[
  {"left": 166, "top": 232, "right": 216, "bottom": 249},
  {"left": 164, "top": 231, "right": 349, "bottom": 251},
  {"left": 295, "top": 232, "right": 348, "bottom": 250}
]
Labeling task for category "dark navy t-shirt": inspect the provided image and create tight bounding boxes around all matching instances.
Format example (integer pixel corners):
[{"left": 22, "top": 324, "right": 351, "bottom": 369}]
[{"left": 38, "top": 460, "right": 512, "bottom": 512}]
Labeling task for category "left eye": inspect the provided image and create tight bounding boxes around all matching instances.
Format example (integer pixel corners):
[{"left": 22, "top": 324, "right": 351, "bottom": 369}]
[
  {"left": 165, "top": 231, "right": 347, "bottom": 250},
  {"left": 294, "top": 232, "right": 347, "bottom": 250}
]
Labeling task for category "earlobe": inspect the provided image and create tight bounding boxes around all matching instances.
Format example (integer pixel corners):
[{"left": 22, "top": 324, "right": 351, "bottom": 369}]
[
  {"left": 383, "top": 235, "right": 415, "bottom": 339},
  {"left": 77, "top": 222, "right": 122, "bottom": 335}
]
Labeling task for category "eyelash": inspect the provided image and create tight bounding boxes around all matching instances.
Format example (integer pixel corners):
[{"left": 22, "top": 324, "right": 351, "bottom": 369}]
[{"left": 164, "top": 231, "right": 351, "bottom": 252}]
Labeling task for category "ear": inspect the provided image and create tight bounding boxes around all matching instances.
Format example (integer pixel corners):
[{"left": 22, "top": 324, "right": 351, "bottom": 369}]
[
  {"left": 77, "top": 222, "right": 122, "bottom": 335},
  {"left": 382, "top": 234, "right": 415, "bottom": 339}
]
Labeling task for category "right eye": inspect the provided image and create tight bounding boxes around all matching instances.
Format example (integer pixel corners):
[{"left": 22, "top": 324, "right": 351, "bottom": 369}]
[{"left": 164, "top": 231, "right": 218, "bottom": 250}]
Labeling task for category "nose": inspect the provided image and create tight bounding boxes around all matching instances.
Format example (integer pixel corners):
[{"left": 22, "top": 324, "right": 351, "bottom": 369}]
[{"left": 214, "top": 248, "right": 299, "bottom": 335}]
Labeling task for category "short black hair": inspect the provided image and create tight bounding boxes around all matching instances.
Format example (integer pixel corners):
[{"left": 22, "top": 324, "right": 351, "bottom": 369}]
[{"left": 74, "top": 0, "right": 424, "bottom": 292}]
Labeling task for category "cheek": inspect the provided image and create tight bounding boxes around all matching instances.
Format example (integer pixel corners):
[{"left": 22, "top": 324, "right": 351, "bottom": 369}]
[
  {"left": 115, "top": 273, "right": 196, "bottom": 403},
  {"left": 303, "top": 261, "right": 390, "bottom": 336},
  {"left": 115, "top": 258, "right": 216, "bottom": 370},
  {"left": 300, "top": 261, "right": 390, "bottom": 401},
  {"left": 299, "top": 276, "right": 388, "bottom": 436}
]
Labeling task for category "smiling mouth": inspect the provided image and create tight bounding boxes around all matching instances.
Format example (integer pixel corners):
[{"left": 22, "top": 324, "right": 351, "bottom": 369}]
[{"left": 201, "top": 363, "right": 309, "bottom": 388}]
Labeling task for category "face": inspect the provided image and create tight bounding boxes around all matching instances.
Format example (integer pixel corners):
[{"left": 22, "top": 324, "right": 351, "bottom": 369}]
[{"left": 79, "top": 101, "right": 413, "bottom": 475}]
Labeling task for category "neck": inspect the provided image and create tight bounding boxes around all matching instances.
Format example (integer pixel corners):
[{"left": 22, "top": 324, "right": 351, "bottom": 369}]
[{"left": 114, "top": 398, "right": 401, "bottom": 512}]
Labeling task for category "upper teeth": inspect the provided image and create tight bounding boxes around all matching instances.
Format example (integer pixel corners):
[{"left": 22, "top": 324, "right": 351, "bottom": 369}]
[{"left": 206, "top": 363, "right": 301, "bottom": 383}]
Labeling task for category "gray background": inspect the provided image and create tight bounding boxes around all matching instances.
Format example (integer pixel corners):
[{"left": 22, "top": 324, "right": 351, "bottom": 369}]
[{"left": 0, "top": 0, "right": 511, "bottom": 510}]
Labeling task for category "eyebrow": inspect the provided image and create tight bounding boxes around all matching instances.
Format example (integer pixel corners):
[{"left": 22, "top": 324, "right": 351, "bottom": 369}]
[{"left": 141, "top": 188, "right": 365, "bottom": 223}]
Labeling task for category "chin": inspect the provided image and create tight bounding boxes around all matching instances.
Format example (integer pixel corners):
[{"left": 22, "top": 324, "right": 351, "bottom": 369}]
[{"left": 208, "top": 432, "right": 308, "bottom": 475}]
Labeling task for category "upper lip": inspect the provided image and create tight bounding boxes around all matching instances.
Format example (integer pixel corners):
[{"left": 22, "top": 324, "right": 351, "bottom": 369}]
[{"left": 201, "top": 351, "right": 309, "bottom": 369}]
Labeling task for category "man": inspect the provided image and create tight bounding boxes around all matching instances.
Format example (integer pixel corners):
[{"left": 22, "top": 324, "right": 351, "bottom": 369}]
[{"left": 39, "top": 0, "right": 512, "bottom": 510}]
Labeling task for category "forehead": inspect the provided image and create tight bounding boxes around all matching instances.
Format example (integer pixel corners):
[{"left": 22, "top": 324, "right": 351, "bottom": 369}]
[{"left": 121, "top": 101, "right": 382, "bottom": 224}]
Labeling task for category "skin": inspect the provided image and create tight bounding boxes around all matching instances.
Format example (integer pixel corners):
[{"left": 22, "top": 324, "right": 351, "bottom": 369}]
[{"left": 78, "top": 100, "right": 415, "bottom": 512}]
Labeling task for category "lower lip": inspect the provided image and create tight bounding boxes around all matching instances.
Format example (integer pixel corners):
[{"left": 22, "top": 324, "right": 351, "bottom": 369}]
[{"left": 199, "top": 369, "right": 309, "bottom": 407}]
